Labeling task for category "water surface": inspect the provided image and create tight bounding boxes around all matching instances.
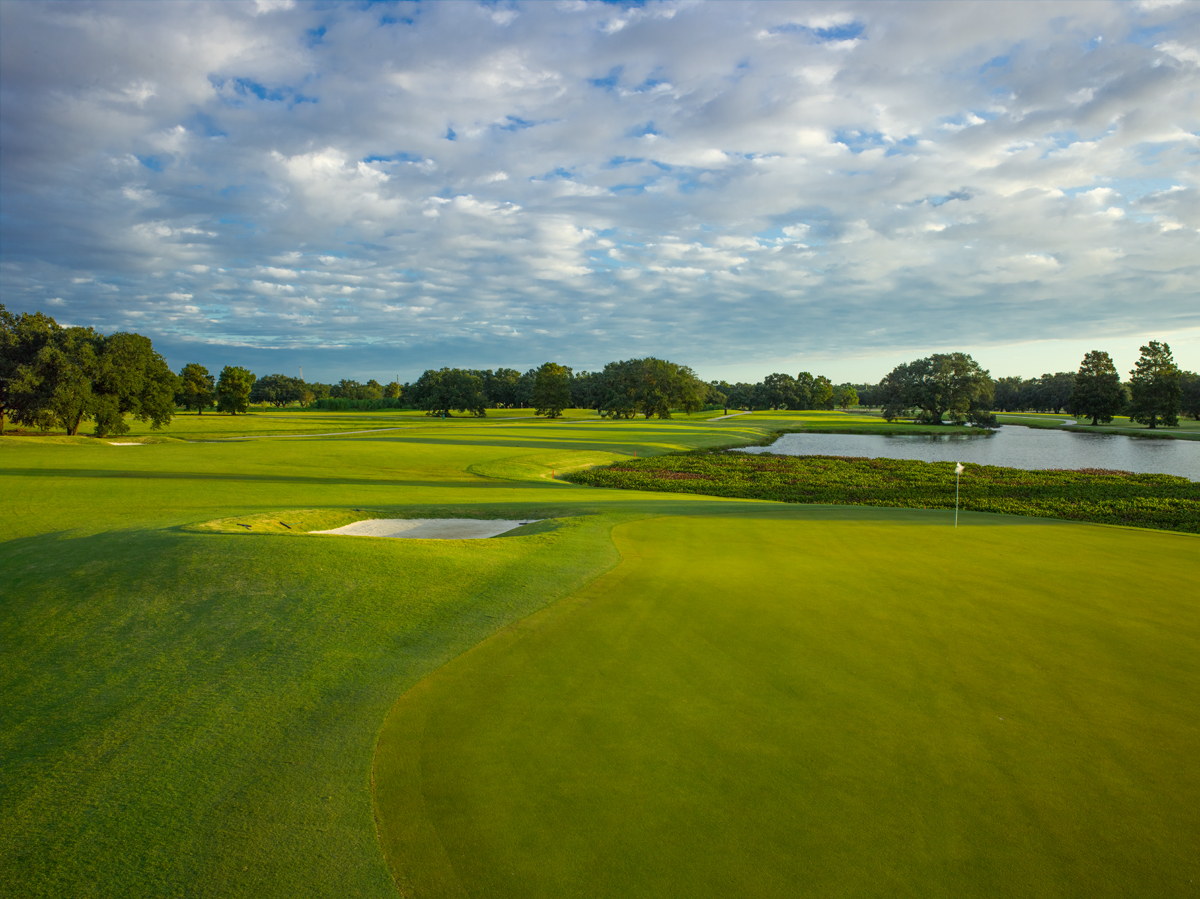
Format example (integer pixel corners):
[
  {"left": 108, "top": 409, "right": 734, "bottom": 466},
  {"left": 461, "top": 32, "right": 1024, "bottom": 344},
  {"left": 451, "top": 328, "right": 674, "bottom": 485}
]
[{"left": 735, "top": 426, "right": 1200, "bottom": 481}]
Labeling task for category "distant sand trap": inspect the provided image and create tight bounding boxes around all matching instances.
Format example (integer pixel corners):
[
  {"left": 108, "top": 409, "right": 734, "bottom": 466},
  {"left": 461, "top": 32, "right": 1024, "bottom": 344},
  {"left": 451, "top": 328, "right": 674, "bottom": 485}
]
[
  {"left": 310, "top": 518, "right": 541, "bottom": 540},
  {"left": 109, "top": 442, "right": 142, "bottom": 445}
]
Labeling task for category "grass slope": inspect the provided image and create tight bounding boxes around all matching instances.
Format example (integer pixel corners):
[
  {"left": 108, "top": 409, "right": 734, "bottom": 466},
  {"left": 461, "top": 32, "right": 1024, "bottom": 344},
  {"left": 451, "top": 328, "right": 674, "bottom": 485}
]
[
  {"left": 0, "top": 416, "right": 766, "bottom": 898},
  {"left": 375, "top": 513, "right": 1200, "bottom": 899}
]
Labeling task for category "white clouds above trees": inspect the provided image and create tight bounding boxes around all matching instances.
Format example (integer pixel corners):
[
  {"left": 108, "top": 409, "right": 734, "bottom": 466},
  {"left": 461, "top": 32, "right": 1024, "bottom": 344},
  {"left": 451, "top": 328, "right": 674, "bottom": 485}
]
[{"left": 1, "top": 0, "right": 1196, "bottom": 380}]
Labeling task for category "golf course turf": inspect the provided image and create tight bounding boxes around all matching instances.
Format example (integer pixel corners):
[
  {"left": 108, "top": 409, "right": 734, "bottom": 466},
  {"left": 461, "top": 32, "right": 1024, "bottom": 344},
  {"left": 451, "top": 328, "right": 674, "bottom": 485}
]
[
  {"left": 375, "top": 513, "right": 1200, "bottom": 899},
  {"left": 2, "top": 410, "right": 1198, "bottom": 898}
]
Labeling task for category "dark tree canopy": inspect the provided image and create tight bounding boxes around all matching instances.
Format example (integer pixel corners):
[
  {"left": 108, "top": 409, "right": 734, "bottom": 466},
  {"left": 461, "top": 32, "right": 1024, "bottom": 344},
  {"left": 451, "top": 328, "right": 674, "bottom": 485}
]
[
  {"left": 880, "top": 353, "right": 993, "bottom": 425},
  {"left": 330, "top": 378, "right": 384, "bottom": 401},
  {"left": 834, "top": 384, "right": 859, "bottom": 410},
  {"left": 1070, "top": 351, "right": 1124, "bottom": 426},
  {"left": 90, "top": 332, "right": 177, "bottom": 437},
  {"left": 812, "top": 375, "right": 834, "bottom": 410},
  {"left": 0, "top": 304, "right": 59, "bottom": 434},
  {"left": 532, "top": 362, "right": 572, "bottom": 418},
  {"left": 251, "top": 373, "right": 306, "bottom": 407},
  {"left": 30, "top": 326, "right": 102, "bottom": 435},
  {"left": 593, "top": 358, "right": 705, "bottom": 419},
  {"left": 485, "top": 368, "right": 523, "bottom": 408},
  {"left": 177, "top": 363, "right": 215, "bottom": 414},
  {"left": 760, "top": 373, "right": 800, "bottom": 410},
  {"left": 216, "top": 366, "right": 256, "bottom": 416},
  {"left": 1180, "top": 371, "right": 1200, "bottom": 421},
  {"left": 1128, "top": 341, "right": 1180, "bottom": 429},
  {"left": 1, "top": 308, "right": 176, "bottom": 436},
  {"left": 409, "top": 368, "right": 487, "bottom": 417}
]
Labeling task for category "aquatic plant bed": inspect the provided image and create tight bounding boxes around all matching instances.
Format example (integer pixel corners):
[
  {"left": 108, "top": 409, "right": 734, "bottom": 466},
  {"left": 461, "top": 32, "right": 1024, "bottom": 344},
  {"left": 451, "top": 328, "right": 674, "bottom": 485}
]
[{"left": 565, "top": 453, "right": 1200, "bottom": 533}]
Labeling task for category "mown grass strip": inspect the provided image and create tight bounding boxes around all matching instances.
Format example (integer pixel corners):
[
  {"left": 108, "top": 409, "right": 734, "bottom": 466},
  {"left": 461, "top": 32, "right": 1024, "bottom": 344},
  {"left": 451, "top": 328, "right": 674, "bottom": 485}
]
[{"left": 565, "top": 452, "right": 1200, "bottom": 533}]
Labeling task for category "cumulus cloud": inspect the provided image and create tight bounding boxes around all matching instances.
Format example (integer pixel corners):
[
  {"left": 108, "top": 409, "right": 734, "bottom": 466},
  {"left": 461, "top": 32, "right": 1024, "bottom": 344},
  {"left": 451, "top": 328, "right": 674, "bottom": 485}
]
[{"left": 0, "top": 0, "right": 1197, "bottom": 379}]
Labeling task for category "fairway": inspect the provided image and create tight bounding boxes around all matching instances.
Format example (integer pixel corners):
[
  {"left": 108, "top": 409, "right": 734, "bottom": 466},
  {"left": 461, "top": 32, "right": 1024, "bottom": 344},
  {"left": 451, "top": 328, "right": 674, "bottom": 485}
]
[
  {"left": 3, "top": 414, "right": 1199, "bottom": 898},
  {"left": 376, "top": 514, "right": 1200, "bottom": 899}
]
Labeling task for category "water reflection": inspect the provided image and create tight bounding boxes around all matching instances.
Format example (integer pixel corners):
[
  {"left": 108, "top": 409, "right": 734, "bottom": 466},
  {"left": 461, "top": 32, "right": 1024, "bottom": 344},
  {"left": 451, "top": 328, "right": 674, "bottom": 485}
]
[{"left": 735, "top": 425, "right": 1200, "bottom": 482}]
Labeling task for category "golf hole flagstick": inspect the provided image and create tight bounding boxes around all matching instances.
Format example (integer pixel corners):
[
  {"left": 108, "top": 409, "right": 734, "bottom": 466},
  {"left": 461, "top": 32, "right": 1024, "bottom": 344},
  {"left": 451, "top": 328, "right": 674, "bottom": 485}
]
[{"left": 955, "top": 461, "right": 964, "bottom": 528}]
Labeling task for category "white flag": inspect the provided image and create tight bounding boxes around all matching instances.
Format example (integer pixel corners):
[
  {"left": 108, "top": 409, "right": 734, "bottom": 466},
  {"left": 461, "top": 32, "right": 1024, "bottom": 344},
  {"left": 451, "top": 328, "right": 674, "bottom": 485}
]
[{"left": 955, "top": 462, "right": 964, "bottom": 474}]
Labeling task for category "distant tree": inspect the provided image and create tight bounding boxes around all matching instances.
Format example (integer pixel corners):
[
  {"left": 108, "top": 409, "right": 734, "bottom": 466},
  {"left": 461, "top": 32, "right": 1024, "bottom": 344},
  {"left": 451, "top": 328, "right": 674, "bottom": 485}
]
[
  {"left": 1127, "top": 341, "right": 1180, "bottom": 429},
  {"left": 1070, "top": 351, "right": 1123, "bottom": 426},
  {"left": 761, "top": 373, "right": 799, "bottom": 410},
  {"left": 250, "top": 373, "right": 305, "bottom": 407},
  {"left": 1179, "top": 371, "right": 1200, "bottom": 421},
  {"left": 880, "top": 353, "right": 992, "bottom": 424},
  {"left": 878, "top": 363, "right": 913, "bottom": 422},
  {"left": 516, "top": 368, "right": 537, "bottom": 408},
  {"left": 410, "top": 368, "right": 487, "bottom": 416},
  {"left": 90, "top": 332, "right": 177, "bottom": 437},
  {"left": 597, "top": 360, "right": 639, "bottom": 418},
  {"left": 384, "top": 380, "right": 402, "bottom": 400},
  {"left": 487, "top": 368, "right": 522, "bottom": 408},
  {"left": 794, "top": 372, "right": 815, "bottom": 410},
  {"left": 834, "top": 384, "right": 859, "bottom": 410},
  {"left": 1030, "top": 372, "right": 1075, "bottom": 413},
  {"left": 992, "top": 376, "right": 1023, "bottom": 412},
  {"left": 177, "top": 363, "right": 215, "bottom": 414},
  {"left": 812, "top": 375, "right": 835, "bottom": 410},
  {"left": 0, "top": 304, "right": 60, "bottom": 434},
  {"left": 724, "top": 382, "right": 757, "bottom": 412},
  {"left": 850, "top": 382, "right": 879, "bottom": 408},
  {"left": 706, "top": 381, "right": 729, "bottom": 412},
  {"left": 571, "top": 371, "right": 604, "bottom": 412},
  {"left": 590, "top": 358, "right": 704, "bottom": 419},
  {"left": 532, "top": 362, "right": 573, "bottom": 418},
  {"left": 330, "top": 378, "right": 383, "bottom": 401},
  {"left": 217, "top": 366, "right": 256, "bottom": 415}
]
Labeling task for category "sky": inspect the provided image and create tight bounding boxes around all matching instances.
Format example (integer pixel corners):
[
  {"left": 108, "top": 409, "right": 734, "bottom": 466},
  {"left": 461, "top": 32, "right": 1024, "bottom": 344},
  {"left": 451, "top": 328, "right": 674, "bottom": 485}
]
[{"left": 1, "top": 0, "right": 1197, "bottom": 385}]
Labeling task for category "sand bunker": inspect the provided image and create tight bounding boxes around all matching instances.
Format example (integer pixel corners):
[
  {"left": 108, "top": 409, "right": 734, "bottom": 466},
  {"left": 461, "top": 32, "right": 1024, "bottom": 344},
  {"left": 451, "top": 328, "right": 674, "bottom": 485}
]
[
  {"left": 109, "top": 442, "right": 142, "bottom": 445},
  {"left": 310, "top": 518, "right": 540, "bottom": 540}
]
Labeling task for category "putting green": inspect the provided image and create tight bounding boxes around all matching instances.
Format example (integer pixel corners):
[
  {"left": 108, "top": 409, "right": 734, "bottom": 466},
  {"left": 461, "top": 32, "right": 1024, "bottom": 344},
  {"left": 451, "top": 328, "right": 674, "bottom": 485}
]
[{"left": 375, "top": 514, "right": 1200, "bottom": 898}]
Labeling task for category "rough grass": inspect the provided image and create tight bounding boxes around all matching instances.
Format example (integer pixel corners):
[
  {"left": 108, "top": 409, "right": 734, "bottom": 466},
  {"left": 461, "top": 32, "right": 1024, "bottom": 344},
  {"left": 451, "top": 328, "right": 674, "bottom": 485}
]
[{"left": 565, "top": 452, "right": 1200, "bottom": 533}]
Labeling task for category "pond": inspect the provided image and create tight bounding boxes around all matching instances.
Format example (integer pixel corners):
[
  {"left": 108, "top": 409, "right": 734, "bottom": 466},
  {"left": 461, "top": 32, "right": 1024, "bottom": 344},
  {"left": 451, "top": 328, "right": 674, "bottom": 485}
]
[{"left": 735, "top": 425, "right": 1200, "bottom": 481}]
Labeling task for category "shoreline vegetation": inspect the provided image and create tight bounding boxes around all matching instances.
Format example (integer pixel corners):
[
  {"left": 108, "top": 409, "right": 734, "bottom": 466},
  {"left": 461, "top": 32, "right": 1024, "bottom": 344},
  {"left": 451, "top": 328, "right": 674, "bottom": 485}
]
[{"left": 564, "top": 451, "right": 1200, "bottom": 534}]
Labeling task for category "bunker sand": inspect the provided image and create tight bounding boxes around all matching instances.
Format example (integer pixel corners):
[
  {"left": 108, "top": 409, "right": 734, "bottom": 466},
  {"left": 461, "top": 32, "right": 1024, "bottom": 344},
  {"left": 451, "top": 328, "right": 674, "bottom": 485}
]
[{"left": 311, "top": 518, "right": 539, "bottom": 539}]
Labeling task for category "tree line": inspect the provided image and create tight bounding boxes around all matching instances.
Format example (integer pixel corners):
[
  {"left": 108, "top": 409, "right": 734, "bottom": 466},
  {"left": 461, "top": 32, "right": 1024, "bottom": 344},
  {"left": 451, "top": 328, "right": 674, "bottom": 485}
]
[
  {"left": 4, "top": 304, "right": 1197, "bottom": 434},
  {"left": 858, "top": 344, "right": 1197, "bottom": 429}
]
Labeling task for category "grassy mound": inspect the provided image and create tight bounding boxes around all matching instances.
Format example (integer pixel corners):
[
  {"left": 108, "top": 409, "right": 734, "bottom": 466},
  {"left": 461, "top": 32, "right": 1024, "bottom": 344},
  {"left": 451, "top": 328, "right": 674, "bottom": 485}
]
[
  {"left": 374, "top": 514, "right": 1200, "bottom": 899},
  {"left": 565, "top": 452, "right": 1200, "bottom": 532}
]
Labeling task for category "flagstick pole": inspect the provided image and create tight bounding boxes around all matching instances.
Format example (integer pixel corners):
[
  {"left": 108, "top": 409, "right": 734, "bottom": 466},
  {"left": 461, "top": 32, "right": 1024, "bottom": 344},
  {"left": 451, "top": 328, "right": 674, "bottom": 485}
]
[{"left": 955, "top": 468, "right": 960, "bottom": 528}]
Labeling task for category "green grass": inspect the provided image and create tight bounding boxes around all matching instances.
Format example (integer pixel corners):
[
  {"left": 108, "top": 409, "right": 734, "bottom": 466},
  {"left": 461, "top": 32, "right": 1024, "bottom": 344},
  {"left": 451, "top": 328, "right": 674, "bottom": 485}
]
[
  {"left": 565, "top": 452, "right": 1200, "bottom": 533},
  {"left": 996, "top": 412, "right": 1200, "bottom": 440},
  {"left": 3, "top": 411, "right": 1198, "bottom": 897},
  {"left": 0, "top": 415, "right": 769, "bottom": 898},
  {"left": 375, "top": 514, "right": 1200, "bottom": 899}
]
